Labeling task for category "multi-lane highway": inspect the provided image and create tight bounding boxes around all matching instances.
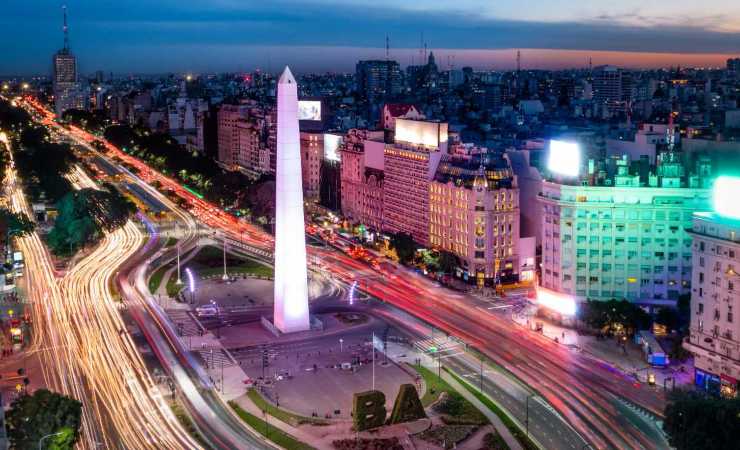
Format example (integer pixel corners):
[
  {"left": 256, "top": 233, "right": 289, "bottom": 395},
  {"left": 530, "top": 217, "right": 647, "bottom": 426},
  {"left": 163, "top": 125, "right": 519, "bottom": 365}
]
[
  {"left": 22, "top": 97, "right": 670, "bottom": 449},
  {"left": 2, "top": 138, "right": 201, "bottom": 448}
]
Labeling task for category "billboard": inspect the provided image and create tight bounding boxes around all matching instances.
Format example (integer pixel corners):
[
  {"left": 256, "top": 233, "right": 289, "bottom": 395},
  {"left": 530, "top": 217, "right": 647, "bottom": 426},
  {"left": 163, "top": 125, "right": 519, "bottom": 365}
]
[
  {"left": 323, "top": 133, "right": 343, "bottom": 162},
  {"left": 298, "top": 100, "right": 321, "bottom": 121},
  {"left": 394, "top": 119, "right": 448, "bottom": 149},
  {"left": 547, "top": 140, "right": 581, "bottom": 177},
  {"left": 536, "top": 287, "right": 576, "bottom": 316},
  {"left": 713, "top": 176, "right": 740, "bottom": 219}
]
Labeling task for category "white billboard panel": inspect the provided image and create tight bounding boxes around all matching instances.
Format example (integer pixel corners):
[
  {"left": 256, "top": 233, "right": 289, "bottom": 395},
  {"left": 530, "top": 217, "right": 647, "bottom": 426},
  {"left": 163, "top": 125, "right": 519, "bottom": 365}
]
[
  {"left": 394, "top": 119, "right": 448, "bottom": 149},
  {"left": 547, "top": 140, "right": 581, "bottom": 177},
  {"left": 323, "top": 133, "right": 343, "bottom": 162},
  {"left": 298, "top": 100, "right": 321, "bottom": 121}
]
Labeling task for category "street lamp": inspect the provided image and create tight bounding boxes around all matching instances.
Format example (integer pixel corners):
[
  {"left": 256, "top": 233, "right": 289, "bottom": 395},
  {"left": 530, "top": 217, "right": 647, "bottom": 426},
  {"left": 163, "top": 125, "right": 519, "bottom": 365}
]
[
  {"left": 525, "top": 393, "right": 535, "bottom": 437},
  {"left": 222, "top": 233, "right": 229, "bottom": 281},
  {"left": 38, "top": 431, "right": 64, "bottom": 450}
]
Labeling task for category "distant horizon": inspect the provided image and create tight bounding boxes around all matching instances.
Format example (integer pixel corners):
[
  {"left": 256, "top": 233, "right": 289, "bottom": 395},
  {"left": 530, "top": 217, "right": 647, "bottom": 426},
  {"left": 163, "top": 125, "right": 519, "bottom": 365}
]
[
  {"left": 2, "top": 47, "right": 736, "bottom": 79},
  {"left": 4, "top": 1, "right": 739, "bottom": 78}
]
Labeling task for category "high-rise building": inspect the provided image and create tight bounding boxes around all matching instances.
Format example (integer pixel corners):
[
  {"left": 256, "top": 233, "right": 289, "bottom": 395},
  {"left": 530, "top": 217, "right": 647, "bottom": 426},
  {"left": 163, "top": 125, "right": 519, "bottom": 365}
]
[
  {"left": 727, "top": 58, "right": 740, "bottom": 77},
  {"left": 684, "top": 210, "right": 740, "bottom": 398},
  {"left": 52, "top": 6, "right": 86, "bottom": 117},
  {"left": 383, "top": 119, "right": 449, "bottom": 245},
  {"left": 430, "top": 154, "right": 520, "bottom": 286},
  {"left": 300, "top": 131, "right": 323, "bottom": 200},
  {"left": 540, "top": 152, "right": 712, "bottom": 306},
  {"left": 217, "top": 104, "right": 249, "bottom": 168},
  {"left": 273, "top": 67, "right": 310, "bottom": 334},
  {"left": 355, "top": 60, "right": 402, "bottom": 104},
  {"left": 593, "top": 65, "right": 627, "bottom": 116}
]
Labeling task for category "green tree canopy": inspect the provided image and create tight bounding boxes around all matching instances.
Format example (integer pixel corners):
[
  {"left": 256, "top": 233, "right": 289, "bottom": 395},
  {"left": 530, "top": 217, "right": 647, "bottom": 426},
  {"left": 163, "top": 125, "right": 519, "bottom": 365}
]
[
  {"left": 663, "top": 390, "right": 740, "bottom": 450},
  {"left": 47, "top": 186, "right": 136, "bottom": 256},
  {"left": 577, "top": 299, "right": 651, "bottom": 334},
  {"left": 5, "top": 389, "right": 82, "bottom": 450},
  {"left": 390, "top": 232, "right": 417, "bottom": 265},
  {"left": 0, "top": 208, "right": 35, "bottom": 239}
]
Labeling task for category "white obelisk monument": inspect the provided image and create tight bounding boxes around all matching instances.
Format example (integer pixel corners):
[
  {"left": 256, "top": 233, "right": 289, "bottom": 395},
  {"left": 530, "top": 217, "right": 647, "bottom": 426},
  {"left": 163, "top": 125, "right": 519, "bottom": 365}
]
[{"left": 273, "top": 66, "right": 311, "bottom": 333}]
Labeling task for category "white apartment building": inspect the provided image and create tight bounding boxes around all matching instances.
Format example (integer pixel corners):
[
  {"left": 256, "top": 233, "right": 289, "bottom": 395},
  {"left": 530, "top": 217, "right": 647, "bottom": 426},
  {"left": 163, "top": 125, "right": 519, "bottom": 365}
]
[
  {"left": 685, "top": 212, "right": 740, "bottom": 398},
  {"left": 540, "top": 182, "right": 710, "bottom": 306}
]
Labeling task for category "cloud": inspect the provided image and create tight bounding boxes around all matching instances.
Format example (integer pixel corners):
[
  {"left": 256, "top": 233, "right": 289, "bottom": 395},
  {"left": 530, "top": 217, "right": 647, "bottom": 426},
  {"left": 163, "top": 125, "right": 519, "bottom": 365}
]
[{"left": 1, "top": 0, "right": 738, "bottom": 74}]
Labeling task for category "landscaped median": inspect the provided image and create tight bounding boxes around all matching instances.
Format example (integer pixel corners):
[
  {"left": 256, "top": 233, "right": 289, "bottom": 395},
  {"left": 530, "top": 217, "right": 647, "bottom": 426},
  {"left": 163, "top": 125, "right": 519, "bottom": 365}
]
[
  {"left": 228, "top": 400, "right": 315, "bottom": 450},
  {"left": 246, "top": 388, "right": 329, "bottom": 427},
  {"left": 445, "top": 368, "right": 540, "bottom": 450}
]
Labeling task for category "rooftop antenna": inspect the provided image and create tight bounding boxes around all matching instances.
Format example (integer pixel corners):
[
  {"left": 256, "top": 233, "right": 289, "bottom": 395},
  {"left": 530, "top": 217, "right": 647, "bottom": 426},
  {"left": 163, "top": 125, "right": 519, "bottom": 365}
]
[
  {"left": 385, "top": 35, "right": 390, "bottom": 61},
  {"left": 62, "top": 4, "right": 69, "bottom": 51},
  {"left": 419, "top": 32, "right": 424, "bottom": 63},
  {"left": 424, "top": 42, "right": 428, "bottom": 62}
]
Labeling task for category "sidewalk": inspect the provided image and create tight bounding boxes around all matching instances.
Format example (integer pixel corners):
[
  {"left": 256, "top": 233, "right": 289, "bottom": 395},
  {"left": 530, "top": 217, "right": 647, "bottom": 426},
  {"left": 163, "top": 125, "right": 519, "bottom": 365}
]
[{"left": 511, "top": 309, "right": 693, "bottom": 389}]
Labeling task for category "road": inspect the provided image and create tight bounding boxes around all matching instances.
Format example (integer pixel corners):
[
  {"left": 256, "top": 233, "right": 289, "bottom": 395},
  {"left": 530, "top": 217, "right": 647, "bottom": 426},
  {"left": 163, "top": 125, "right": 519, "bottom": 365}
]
[
  {"left": 2, "top": 139, "right": 200, "bottom": 448},
  {"left": 23, "top": 98, "right": 670, "bottom": 449}
]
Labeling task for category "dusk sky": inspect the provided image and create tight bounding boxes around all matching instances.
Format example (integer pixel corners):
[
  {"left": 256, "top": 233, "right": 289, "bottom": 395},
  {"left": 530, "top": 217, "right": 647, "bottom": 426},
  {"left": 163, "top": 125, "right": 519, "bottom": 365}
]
[{"left": 4, "top": 0, "right": 740, "bottom": 75}]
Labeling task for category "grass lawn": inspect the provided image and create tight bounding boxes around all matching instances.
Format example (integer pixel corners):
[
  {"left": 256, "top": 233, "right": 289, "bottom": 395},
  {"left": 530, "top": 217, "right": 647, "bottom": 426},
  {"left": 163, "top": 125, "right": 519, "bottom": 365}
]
[
  {"left": 246, "top": 388, "right": 328, "bottom": 426},
  {"left": 413, "top": 364, "right": 487, "bottom": 425},
  {"left": 148, "top": 261, "right": 174, "bottom": 294},
  {"left": 164, "top": 236, "right": 179, "bottom": 247},
  {"left": 188, "top": 246, "right": 273, "bottom": 278},
  {"left": 447, "top": 369, "right": 539, "bottom": 450},
  {"left": 228, "top": 401, "right": 315, "bottom": 450}
]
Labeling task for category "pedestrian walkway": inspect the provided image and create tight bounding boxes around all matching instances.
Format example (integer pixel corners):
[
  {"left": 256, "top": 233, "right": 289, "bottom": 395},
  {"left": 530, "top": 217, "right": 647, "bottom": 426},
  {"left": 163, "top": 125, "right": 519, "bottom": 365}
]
[{"left": 511, "top": 310, "right": 694, "bottom": 389}]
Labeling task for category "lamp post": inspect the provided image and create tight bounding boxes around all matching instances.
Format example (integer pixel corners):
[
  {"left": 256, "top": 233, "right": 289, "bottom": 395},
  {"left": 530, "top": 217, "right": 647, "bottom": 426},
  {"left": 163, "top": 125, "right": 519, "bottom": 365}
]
[
  {"left": 525, "top": 393, "right": 535, "bottom": 437},
  {"left": 222, "top": 234, "right": 229, "bottom": 281}
]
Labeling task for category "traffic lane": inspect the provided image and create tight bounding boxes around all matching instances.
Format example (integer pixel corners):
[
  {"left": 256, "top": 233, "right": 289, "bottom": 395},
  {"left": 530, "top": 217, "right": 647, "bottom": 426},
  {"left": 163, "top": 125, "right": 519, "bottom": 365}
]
[{"left": 444, "top": 356, "right": 585, "bottom": 450}]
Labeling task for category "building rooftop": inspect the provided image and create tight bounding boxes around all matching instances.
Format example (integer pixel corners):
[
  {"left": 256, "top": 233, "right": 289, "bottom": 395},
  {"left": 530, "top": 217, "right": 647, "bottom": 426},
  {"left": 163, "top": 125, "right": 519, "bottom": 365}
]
[{"left": 434, "top": 153, "right": 514, "bottom": 190}]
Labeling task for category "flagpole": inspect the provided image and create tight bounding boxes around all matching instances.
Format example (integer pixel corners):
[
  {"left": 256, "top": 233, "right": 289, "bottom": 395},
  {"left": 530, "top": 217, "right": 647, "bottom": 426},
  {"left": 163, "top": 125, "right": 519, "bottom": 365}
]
[{"left": 372, "top": 333, "right": 376, "bottom": 391}]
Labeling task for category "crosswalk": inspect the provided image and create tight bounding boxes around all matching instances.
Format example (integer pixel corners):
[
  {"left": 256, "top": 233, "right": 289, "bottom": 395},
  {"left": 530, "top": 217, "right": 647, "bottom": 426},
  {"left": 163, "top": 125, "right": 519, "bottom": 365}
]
[
  {"left": 414, "top": 336, "right": 467, "bottom": 360},
  {"left": 197, "top": 348, "right": 236, "bottom": 369},
  {"left": 166, "top": 309, "right": 204, "bottom": 337}
]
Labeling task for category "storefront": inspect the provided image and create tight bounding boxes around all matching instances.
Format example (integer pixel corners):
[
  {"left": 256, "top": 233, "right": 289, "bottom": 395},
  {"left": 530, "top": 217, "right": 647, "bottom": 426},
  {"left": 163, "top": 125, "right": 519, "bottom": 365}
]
[
  {"left": 695, "top": 368, "right": 721, "bottom": 396},
  {"left": 720, "top": 374, "right": 738, "bottom": 399}
]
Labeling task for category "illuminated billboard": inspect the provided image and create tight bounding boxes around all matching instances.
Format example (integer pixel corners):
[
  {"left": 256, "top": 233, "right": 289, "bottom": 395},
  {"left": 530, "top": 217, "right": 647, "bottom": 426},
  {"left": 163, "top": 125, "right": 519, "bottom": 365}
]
[
  {"left": 713, "top": 176, "right": 740, "bottom": 219},
  {"left": 536, "top": 287, "right": 576, "bottom": 316},
  {"left": 298, "top": 100, "right": 321, "bottom": 121},
  {"left": 547, "top": 140, "right": 581, "bottom": 177},
  {"left": 323, "top": 133, "right": 343, "bottom": 162},
  {"left": 394, "top": 119, "right": 448, "bottom": 149}
]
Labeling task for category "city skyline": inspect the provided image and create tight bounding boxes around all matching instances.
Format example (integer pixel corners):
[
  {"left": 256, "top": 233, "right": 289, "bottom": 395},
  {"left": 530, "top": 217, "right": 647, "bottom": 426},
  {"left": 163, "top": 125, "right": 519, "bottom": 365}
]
[{"left": 3, "top": 0, "right": 739, "bottom": 75}]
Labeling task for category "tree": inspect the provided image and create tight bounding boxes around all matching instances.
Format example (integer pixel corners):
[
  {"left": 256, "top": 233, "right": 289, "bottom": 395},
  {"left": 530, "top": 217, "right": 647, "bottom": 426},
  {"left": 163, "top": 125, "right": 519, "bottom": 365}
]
[
  {"left": 6, "top": 389, "right": 82, "bottom": 450},
  {"left": 655, "top": 307, "right": 679, "bottom": 332},
  {"left": 438, "top": 250, "right": 459, "bottom": 274},
  {"left": 390, "top": 232, "right": 416, "bottom": 264},
  {"left": 577, "top": 299, "right": 651, "bottom": 335},
  {"left": 47, "top": 186, "right": 135, "bottom": 256},
  {"left": 663, "top": 390, "right": 740, "bottom": 450},
  {"left": 0, "top": 208, "right": 35, "bottom": 239}
]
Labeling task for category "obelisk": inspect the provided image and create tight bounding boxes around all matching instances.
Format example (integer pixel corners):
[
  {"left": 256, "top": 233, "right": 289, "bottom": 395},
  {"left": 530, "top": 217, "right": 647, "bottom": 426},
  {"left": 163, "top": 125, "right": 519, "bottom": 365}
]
[{"left": 273, "top": 66, "right": 310, "bottom": 333}]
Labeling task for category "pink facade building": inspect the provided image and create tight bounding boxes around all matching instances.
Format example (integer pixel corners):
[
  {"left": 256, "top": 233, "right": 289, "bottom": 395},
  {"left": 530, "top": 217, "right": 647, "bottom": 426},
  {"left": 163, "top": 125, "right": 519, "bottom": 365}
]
[
  {"left": 430, "top": 154, "right": 520, "bottom": 285},
  {"left": 382, "top": 119, "right": 448, "bottom": 245},
  {"left": 340, "top": 129, "right": 385, "bottom": 230},
  {"left": 218, "top": 103, "right": 276, "bottom": 174},
  {"left": 217, "top": 104, "right": 248, "bottom": 168},
  {"left": 300, "top": 132, "right": 323, "bottom": 200}
]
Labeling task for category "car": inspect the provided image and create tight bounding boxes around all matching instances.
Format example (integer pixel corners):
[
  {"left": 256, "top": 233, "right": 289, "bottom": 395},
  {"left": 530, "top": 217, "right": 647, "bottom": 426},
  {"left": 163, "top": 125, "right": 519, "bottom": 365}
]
[{"left": 195, "top": 305, "right": 219, "bottom": 317}]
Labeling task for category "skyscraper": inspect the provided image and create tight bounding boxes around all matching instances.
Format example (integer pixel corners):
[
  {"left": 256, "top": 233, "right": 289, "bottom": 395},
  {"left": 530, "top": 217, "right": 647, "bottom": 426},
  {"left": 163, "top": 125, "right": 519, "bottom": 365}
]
[
  {"left": 355, "top": 60, "right": 402, "bottom": 104},
  {"left": 52, "top": 6, "right": 86, "bottom": 117},
  {"left": 273, "top": 66, "right": 310, "bottom": 334}
]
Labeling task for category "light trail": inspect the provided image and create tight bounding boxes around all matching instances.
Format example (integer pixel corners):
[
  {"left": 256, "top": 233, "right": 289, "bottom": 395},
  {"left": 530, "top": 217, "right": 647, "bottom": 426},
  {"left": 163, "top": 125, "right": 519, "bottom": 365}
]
[
  {"left": 2, "top": 138, "right": 201, "bottom": 449},
  {"left": 21, "top": 97, "right": 670, "bottom": 449}
]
